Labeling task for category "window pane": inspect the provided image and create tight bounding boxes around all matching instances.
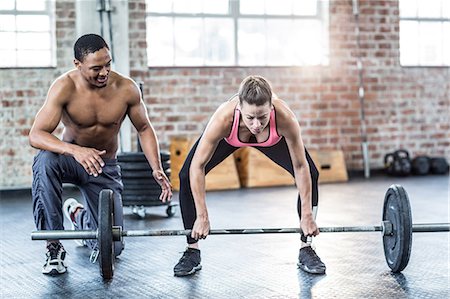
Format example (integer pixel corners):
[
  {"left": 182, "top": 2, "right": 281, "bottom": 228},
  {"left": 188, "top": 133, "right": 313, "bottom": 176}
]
[
  {"left": 417, "top": 0, "right": 442, "bottom": 18},
  {"left": 0, "top": 0, "right": 14, "bottom": 10},
  {"left": 17, "top": 32, "right": 51, "bottom": 50},
  {"left": 204, "top": 18, "right": 234, "bottom": 65},
  {"left": 443, "top": 22, "right": 450, "bottom": 65},
  {"left": 293, "top": 19, "right": 323, "bottom": 65},
  {"left": 418, "top": 21, "right": 443, "bottom": 65},
  {"left": 443, "top": 0, "right": 450, "bottom": 18},
  {"left": 293, "top": 0, "right": 317, "bottom": 16},
  {"left": 174, "top": 18, "right": 203, "bottom": 65},
  {"left": 238, "top": 19, "right": 266, "bottom": 65},
  {"left": 399, "top": 0, "right": 418, "bottom": 17},
  {"left": 0, "top": 32, "right": 16, "bottom": 49},
  {"left": 146, "top": 0, "right": 173, "bottom": 13},
  {"left": 173, "top": 0, "right": 202, "bottom": 13},
  {"left": 17, "top": 50, "right": 51, "bottom": 66},
  {"left": 240, "top": 0, "right": 265, "bottom": 15},
  {"left": 0, "top": 50, "right": 16, "bottom": 66},
  {"left": 265, "top": 0, "right": 292, "bottom": 15},
  {"left": 266, "top": 19, "right": 293, "bottom": 64},
  {"left": 16, "top": 0, "right": 46, "bottom": 11},
  {"left": 147, "top": 17, "right": 174, "bottom": 66},
  {"left": 203, "top": 0, "right": 228, "bottom": 14},
  {"left": 16, "top": 15, "right": 50, "bottom": 31},
  {"left": 0, "top": 15, "right": 16, "bottom": 31},
  {"left": 399, "top": 20, "right": 419, "bottom": 65}
]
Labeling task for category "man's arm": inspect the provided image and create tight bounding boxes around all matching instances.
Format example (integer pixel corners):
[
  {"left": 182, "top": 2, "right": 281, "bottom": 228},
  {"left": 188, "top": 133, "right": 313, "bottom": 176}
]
[
  {"left": 28, "top": 78, "right": 106, "bottom": 176},
  {"left": 127, "top": 82, "right": 172, "bottom": 202}
]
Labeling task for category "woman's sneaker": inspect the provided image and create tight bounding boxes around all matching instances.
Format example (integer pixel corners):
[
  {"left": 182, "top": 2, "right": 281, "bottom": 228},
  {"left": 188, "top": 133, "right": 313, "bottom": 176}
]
[
  {"left": 42, "top": 242, "right": 67, "bottom": 275},
  {"left": 63, "top": 198, "right": 85, "bottom": 246},
  {"left": 173, "top": 248, "right": 202, "bottom": 276},
  {"left": 297, "top": 246, "right": 326, "bottom": 274}
]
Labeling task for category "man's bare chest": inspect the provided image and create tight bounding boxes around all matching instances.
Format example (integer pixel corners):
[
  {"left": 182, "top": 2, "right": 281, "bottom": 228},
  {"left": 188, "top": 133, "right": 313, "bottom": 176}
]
[{"left": 64, "top": 97, "right": 127, "bottom": 128}]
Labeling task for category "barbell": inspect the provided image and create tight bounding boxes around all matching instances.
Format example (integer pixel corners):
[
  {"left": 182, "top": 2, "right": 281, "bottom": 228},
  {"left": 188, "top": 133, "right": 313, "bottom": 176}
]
[{"left": 31, "top": 184, "right": 450, "bottom": 280}]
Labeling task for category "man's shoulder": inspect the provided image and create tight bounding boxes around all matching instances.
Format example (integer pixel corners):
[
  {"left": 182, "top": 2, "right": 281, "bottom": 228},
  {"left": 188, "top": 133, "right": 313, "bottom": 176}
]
[{"left": 49, "top": 70, "right": 77, "bottom": 95}]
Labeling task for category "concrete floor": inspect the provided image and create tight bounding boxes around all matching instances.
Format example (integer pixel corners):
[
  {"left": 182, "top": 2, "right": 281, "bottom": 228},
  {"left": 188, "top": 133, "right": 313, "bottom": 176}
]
[{"left": 0, "top": 175, "right": 449, "bottom": 298}]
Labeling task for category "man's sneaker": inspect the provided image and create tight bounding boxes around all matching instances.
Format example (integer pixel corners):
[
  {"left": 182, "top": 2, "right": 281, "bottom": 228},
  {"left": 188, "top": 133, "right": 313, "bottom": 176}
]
[
  {"left": 42, "top": 242, "right": 67, "bottom": 275},
  {"left": 173, "top": 248, "right": 202, "bottom": 277},
  {"left": 297, "top": 246, "right": 326, "bottom": 274},
  {"left": 63, "top": 198, "right": 85, "bottom": 246}
]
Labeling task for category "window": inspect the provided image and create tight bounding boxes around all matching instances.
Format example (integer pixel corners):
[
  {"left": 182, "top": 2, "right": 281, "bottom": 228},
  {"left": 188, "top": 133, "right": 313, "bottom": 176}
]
[
  {"left": 0, "top": 0, "right": 56, "bottom": 68},
  {"left": 399, "top": 0, "right": 450, "bottom": 66},
  {"left": 146, "top": 0, "right": 329, "bottom": 66}
]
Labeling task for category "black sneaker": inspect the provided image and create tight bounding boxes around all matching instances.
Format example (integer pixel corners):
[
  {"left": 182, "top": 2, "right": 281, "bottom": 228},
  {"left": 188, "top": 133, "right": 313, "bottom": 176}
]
[
  {"left": 297, "top": 246, "right": 326, "bottom": 274},
  {"left": 42, "top": 242, "right": 67, "bottom": 275},
  {"left": 173, "top": 248, "right": 202, "bottom": 277}
]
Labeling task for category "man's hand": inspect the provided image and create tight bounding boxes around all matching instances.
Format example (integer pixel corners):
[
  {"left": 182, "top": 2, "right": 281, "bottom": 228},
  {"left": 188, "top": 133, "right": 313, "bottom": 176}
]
[
  {"left": 72, "top": 146, "right": 106, "bottom": 177},
  {"left": 300, "top": 214, "right": 320, "bottom": 238},
  {"left": 152, "top": 169, "right": 173, "bottom": 202},
  {"left": 191, "top": 216, "right": 210, "bottom": 240}
]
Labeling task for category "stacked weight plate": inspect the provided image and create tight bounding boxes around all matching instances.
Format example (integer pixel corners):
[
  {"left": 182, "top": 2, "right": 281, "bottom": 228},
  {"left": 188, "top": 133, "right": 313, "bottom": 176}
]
[{"left": 118, "top": 151, "right": 175, "bottom": 217}]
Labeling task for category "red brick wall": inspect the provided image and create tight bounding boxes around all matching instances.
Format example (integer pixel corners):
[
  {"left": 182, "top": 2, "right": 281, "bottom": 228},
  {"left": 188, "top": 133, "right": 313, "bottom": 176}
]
[
  {"left": 0, "top": 1, "right": 77, "bottom": 188},
  {"left": 0, "top": 0, "right": 448, "bottom": 188}
]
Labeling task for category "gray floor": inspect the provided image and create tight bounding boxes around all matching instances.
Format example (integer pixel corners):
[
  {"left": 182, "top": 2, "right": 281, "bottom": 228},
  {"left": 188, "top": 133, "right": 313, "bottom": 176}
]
[{"left": 0, "top": 175, "right": 449, "bottom": 298}]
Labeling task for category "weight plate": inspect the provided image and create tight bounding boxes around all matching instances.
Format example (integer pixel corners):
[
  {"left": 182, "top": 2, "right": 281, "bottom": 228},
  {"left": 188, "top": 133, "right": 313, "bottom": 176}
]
[
  {"left": 98, "top": 189, "right": 115, "bottom": 279},
  {"left": 122, "top": 189, "right": 163, "bottom": 196},
  {"left": 117, "top": 151, "right": 170, "bottom": 163},
  {"left": 119, "top": 161, "right": 171, "bottom": 171},
  {"left": 382, "top": 184, "right": 412, "bottom": 272}
]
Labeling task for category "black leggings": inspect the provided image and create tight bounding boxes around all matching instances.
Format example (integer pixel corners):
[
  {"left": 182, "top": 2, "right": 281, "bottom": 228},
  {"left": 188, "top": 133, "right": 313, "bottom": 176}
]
[{"left": 178, "top": 137, "right": 319, "bottom": 244}]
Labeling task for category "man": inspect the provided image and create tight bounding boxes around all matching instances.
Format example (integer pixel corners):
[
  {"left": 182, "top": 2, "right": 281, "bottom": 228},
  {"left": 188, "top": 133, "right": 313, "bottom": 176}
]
[
  {"left": 29, "top": 34, "right": 172, "bottom": 275},
  {"left": 173, "top": 75, "right": 326, "bottom": 276}
]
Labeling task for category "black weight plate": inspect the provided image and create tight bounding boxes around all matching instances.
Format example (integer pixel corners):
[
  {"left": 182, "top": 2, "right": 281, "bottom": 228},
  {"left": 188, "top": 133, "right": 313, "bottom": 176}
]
[
  {"left": 121, "top": 169, "right": 171, "bottom": 179},
  {"left": 117, "top": 151, "right": 170, "bottom": 163},
  {"left": 382, "top": 184, "right": 412, "bottom": 272},
  {"left": 98, "top": 189, "right": 115, "bottom": 279},
  {"left": 119, "top": 161, "right": 171, "bottom": 171},
  {"left": 121, "top": 170, "right": 153, "bottom": 178},
  {"left": 123, "top": 189, "right": 163, "bottom": 196},
  {"left": 122, "top": 193, "right": 161, "bottom": 203},
  {"left": 120, "top": 162, "right": 151, "bottom": 171},
  {"left": 124, "top": 184, "right": 161, "bottom": 191},
  {"left": 122, "top": 177, "right": 158, "bottom": 186}
]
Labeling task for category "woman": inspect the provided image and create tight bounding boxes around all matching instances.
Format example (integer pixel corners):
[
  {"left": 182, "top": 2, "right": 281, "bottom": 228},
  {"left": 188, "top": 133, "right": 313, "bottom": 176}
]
[{"left": 174, "top": 75, "right": 326, "bottom": 276}]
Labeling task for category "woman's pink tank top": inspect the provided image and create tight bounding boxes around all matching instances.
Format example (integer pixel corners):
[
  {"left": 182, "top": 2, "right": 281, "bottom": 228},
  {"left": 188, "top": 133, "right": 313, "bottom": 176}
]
[{"left": 224, "top": 106, "right": 282, "bottom": 147}]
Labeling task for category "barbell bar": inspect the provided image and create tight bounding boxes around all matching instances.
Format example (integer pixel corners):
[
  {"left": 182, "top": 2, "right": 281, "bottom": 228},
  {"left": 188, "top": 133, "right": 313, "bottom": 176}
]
[
  {"left": 31, "top": 223, "right": 450, "bottom": 240},
  {"left": 31, "top": 185, "right": 450, "bottom": 280}
]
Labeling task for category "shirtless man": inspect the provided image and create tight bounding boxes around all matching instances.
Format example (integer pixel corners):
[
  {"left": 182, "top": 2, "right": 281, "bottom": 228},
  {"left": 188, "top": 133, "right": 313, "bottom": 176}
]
[
  {"left": 173, "top": 75, "right": 326, "bottom": 276},
  {"left": 29, "top": 34, "right": 172, "bottom": 275}
]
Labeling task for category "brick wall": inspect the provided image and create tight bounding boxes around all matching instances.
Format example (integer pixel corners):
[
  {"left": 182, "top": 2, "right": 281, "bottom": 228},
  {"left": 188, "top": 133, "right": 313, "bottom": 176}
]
[
  {"left": 0, "top": 1, "right": 77, "bottom": 188},
  {"left": 0, "top": 0, "right": 448, "bottom": 189}
]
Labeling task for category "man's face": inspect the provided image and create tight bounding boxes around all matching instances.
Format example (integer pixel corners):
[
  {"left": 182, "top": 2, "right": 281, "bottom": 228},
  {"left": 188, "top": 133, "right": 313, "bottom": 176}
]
[
  {"left": 239, "top": 101, "right": 272, "bottom": 135},
  {"left": 74, "top": 47, "right": 112, "bottom": 88}
]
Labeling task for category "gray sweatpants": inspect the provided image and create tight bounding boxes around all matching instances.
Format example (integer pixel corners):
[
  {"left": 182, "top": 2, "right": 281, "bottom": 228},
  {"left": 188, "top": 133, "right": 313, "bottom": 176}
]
[{"left": 32, "top": 150, "right": 124, "bottom": 256}]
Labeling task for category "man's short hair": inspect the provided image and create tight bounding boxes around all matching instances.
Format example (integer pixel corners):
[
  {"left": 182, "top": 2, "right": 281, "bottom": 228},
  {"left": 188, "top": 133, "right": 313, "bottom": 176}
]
[
  {"left": 238, "top": 75, "right": 272, "bottom": 106},
  {"left": 74, "top": 34, "right": 109, "bottom": 62}
]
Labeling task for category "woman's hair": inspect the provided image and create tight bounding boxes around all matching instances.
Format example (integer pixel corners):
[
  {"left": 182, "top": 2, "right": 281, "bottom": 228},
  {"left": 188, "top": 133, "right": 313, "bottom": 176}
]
[{"left": 238, "top": 75, "right": 272, "bottom": 106}]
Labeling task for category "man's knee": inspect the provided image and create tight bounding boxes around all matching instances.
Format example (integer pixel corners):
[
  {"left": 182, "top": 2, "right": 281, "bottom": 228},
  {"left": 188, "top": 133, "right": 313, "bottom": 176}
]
[{"left": 33, "top": 150, "right": 61, "bottom": 172}]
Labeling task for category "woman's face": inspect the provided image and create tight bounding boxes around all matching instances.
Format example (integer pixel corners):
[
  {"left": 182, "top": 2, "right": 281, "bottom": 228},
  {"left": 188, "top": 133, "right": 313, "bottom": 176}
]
[{"left": 239, "top": 101, "right": 272, "bottom": 135}]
